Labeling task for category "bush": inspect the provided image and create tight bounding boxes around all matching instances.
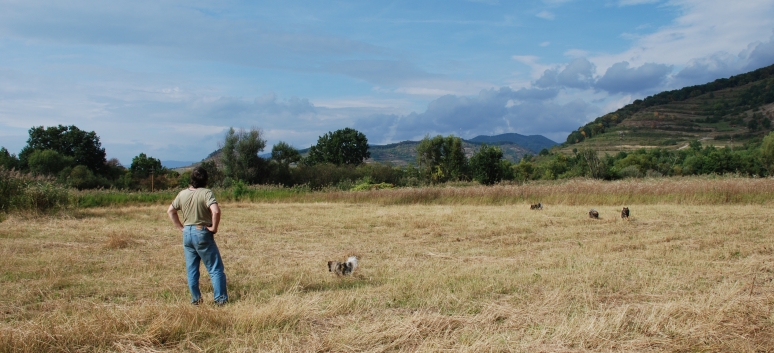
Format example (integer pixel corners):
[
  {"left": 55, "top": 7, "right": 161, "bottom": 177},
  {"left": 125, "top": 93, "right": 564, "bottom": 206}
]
[
  {"left": 618, "top": 165, "right": 643, "bottom": 178},
  {"left": 0, "top": 168, "right": 70, "bottom": 214}
]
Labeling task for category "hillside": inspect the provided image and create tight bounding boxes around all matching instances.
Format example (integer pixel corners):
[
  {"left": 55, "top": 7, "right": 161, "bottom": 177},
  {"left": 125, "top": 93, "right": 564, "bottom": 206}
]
[
  {"left": 367, "top": 138, "right": 534, "bottom": 166},
  {"left": 468, "top": 133, "right": 557, "bottom": 153},
  {"left": 565, "top": 63, "right": 774, "bottom": 153}
]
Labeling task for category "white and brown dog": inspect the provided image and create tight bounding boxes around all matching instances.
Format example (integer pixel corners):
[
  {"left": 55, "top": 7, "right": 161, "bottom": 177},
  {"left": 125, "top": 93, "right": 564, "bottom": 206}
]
[{"left": 328, "top": 256, "right": 358, "bottom": 276}]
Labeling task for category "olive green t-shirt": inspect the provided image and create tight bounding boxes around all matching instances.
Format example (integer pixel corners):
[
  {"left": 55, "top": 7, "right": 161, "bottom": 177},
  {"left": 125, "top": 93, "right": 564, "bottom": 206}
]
[{"left": 171, "top": 188, "right": 218, "bottom": 226}]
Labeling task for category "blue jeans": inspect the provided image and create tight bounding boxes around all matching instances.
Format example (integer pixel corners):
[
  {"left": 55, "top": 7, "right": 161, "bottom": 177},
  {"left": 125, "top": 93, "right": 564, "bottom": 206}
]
[{"left": 183, "top": 225, "right": 228, "bottom": 304}]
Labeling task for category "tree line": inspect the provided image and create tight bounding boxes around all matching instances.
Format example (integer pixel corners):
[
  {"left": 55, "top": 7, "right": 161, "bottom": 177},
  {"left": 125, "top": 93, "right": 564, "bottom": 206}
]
[{"left": 3, "top": 124, "right": 774, "bottom": 193}]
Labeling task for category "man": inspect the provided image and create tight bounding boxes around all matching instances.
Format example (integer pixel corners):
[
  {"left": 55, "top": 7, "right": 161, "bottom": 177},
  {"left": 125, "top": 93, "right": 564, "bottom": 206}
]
[{"left": 167, "top": 166, "right": 228, "bottom": 305}]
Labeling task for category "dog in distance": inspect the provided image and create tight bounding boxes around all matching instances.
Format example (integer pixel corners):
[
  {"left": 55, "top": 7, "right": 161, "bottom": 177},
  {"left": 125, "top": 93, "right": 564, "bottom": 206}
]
[
  {"left": 530, "top": 203, "right": 543, "bottom": 210},
  {"left": 328, "top": 256, "right": 358, "bottom": 276},
  {"left": 588, "top": 209, "right": 599, "bottom": 219},
  {"left": 621, "top": 207, "right": 630, "bottom": 220}
]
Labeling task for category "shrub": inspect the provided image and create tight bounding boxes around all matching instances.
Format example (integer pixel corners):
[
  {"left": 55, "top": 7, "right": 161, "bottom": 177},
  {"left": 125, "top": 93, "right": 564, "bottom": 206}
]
[{"left": 0, "top": 168, "right": 70, "bottom": 213}]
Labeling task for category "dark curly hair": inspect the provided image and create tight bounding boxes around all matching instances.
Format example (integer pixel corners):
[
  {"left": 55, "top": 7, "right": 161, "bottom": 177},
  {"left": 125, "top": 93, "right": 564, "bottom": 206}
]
[{"left": 190, "top": 166, "right": 208, "bottom": 188}]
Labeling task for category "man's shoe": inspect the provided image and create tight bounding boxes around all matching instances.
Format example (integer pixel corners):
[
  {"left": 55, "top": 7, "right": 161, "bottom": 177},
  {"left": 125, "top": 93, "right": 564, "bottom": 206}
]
[{"left": 191, "top": 298, "right": 203, "bottom": 306}]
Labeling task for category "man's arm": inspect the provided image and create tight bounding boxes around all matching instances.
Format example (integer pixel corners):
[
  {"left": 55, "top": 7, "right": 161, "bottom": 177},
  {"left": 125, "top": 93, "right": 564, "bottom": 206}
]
[
  {"left": 207, "top": 203, "right": 221, "bottom": 234},
  {"left": 167, "top": 204, "right": 184, "bottom": 231}
]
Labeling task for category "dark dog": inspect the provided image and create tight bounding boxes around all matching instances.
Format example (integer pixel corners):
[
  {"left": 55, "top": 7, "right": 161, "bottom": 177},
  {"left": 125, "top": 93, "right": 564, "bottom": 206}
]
[
  {"left": 328, "top": 256, "right": 358, "bottom": 276},
  {"left": 530, "top": 203, "right": 543, "bottom": 210},
  {"left": 588, "top": 209, "right": 599, "bottom": 219},
  {"left": 621, "top": 207, "right": 630, "bottom": 220}
]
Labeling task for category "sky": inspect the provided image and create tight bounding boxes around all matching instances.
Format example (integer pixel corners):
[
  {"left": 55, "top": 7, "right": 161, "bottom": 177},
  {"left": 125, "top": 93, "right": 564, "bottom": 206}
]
[{"left": 2, "top": 0, "right": 774, "bottom": 165}]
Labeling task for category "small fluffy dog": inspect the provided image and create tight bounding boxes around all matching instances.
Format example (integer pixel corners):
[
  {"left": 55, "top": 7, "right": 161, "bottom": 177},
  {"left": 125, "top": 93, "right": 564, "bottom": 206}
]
[
  {"left": 621, "top": 207, "right": 630, "bottom": 220},
  {"left": 328, "top": 256, "right": 358, "bottom": 276},
  {"left": 530, "top": 203, "right": 543, "bottom": 210},
  {"left": 588, "top": 209, "right": 599, "bottom": 219}
]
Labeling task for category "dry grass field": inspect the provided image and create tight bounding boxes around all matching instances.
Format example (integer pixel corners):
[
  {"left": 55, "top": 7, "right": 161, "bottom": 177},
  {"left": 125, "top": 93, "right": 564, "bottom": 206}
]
[{"left": 2, "top": 183, "right": 774, "bottom": 351}]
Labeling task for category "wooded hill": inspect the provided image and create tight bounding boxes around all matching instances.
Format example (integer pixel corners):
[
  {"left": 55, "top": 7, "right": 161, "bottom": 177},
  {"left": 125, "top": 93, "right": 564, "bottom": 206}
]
[
  {"left": 565, "top": 63, "right": 774, "bottom": 153},
  {"left": 366, "top": 133, "right": 557, "bottom": 166},
  {"left": 213, "top": 133, "right": 546, "bottom": 167}
]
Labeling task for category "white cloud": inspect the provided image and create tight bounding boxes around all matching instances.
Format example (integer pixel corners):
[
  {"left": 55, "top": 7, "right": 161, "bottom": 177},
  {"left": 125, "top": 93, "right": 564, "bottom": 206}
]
[
  {"left": 540, "top": 41, "right": 551, "bottom": 47},
  {"left": 536, "top": 11, "right": 555, "bottom": 20},
  {"left": 591, "top": 0, "right": 774, "bottom": 71},
  {"left": 617, "top": 0, "right": 661, "bottom": 6},
  {"left": 353, "top": 87, "right": 597, "bottom": 145},
  {"left": 564, "top": 49, "right": 590, "bottom": 58},
  {"left": 595, "top": 61, "right": 672, "bottom": 93},
  {"left": 512, "top": 55, "right": 556, "bottom": 80},
  {"left": 394, "top": 87, "right": 459, "bottom": 96}
]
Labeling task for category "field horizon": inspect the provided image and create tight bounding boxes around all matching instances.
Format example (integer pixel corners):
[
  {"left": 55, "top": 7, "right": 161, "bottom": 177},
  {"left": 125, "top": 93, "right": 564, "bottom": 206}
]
[{"left": 2, "top": 180, "right": 774, "bottom": 352}]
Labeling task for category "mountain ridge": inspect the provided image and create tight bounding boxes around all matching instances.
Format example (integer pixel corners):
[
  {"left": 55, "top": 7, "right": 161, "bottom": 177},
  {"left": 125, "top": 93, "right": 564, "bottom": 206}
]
[
  {"left": 203, "top": 132, "right": 556, "bottom": 168},
  {"left": 468, "top": 133, "right": 557, "bottom": 153}
]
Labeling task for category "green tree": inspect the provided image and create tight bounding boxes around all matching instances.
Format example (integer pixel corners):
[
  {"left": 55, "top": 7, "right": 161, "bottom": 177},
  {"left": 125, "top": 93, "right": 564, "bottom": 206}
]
[
  {"left": 19, "top": 125, "right": 107, "bottom": 175},
  {"left": 688, "top": 140, "right": 703, "bottom": 152},
  {"left": 748, "top": 118, "right": 760, "bottom": 131},
  {"left": 761, "top": 131, "right": 774, "bottom": 176},
  {"left": 578, "top": 148, "right": 607, "bottom": 179},
  {"left": 513, "top": 157, "right": 535, "bottom": 181},
  {"left": 104, "top": 158, "right": 126, "bottom": 182},
  {"left": 271, "top": 141, "right": 301, "bottom": 167},
  {"left": 220, "top": 127, "right": 267, "bottom": 183},
  {"left": 67, "top": 165, "right": 99, "bottom": 190},
  {"left": 306, "top": 128, "right": 370, "bottom": 166},
  {"left": 270, "top": 141, "right": 301, "bottom": 186},
  {"left": 0, "top": 147, "right": 20, "bottom": 170},
  {"left": 199, "top": 160, "right": 224, "bottom": 187},
  {"left": 762, "top": 117, "right": 772, "bottom": 129},
  {"left": 130, "top": 153, "right": 164, "bottom": 179},
  {"left": 469, "top": 144, "right": 506, "bottom": 185},
  {"left": 416, "top": 135, "right": 467, "bottom": 183},
  {"left": 27, "top": 149, "right": 74, "bottom": 176}
]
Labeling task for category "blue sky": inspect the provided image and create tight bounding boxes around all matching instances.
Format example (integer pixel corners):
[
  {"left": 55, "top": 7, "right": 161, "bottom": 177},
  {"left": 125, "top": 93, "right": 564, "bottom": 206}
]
[{"left": 2, "top": 0, "right": 774, "bottom": 165}]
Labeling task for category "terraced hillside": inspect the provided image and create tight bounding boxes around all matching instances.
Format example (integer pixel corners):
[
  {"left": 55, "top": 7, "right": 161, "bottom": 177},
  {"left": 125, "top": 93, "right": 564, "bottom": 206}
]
[{"left": 565, "top": 64, "right": 774, "bottom": 153}]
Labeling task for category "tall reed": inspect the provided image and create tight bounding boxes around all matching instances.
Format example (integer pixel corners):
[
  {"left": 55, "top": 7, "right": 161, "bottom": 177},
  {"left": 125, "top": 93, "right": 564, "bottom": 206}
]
[
  {"left": 291, "top": 176, "right": 774, "bottom": 205},
  {"left": 69, "top": 175, "right": 774, "bottom": 209},
  {"left": 0, "top": 169, "right": 70, "bottom": 214}
]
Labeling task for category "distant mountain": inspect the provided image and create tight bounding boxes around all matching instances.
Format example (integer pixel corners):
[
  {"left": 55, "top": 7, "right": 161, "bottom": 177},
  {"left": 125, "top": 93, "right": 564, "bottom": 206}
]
[
  {"left": 468, "top": 133, "right": 558, "bottom": 153},
  {"left": 202, "top": 133, "right": 557, "bottom": 167},
  {"left": 162, "top": 160, "right": 197, "bottom": 168},
  {"left": 366, "top": 137, "right": 536, "bottom": 166}
]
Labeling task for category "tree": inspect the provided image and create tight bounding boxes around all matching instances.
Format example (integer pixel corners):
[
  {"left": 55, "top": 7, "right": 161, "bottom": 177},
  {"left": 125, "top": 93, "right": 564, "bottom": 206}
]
[
  {"left": 220, "top": 127, "right": 267, "bottom": 183},
  {"left": 469, "top": 144, "right": 506, "bottom": 185},
  {"left": 0, "top": 147, "right": 20, "bottom": 170},
  {"left": 306, "top": 128, "right": 370, "bottom": 166},
  {"left": 761, "top": 131, "right": 774, "bottom": 176},
  {"left": 271, "top": 141, "right": 302, "bottom": 168},
  {"left": 27, "top": 149, "right": 74, "bottom": 176},
  {"left": 130, "top": 153, "right": 164, "bottom": 179},
  {"left": 416, "top": 135, "right": 467, "bottom": 183},
  {"left": 104, "top": 158, "right": 126, "bottom": 182},
  {"left": 578, "top": 148, "right": 607, "bottom": 179},
  {"left": 748, "top": 118, "right": 760, "bottom": 132},
  {"left": 19, "top": 125, "right": 107, "bottom": 175},
  {"left": 199, "top": 160, "right": 224, "bottom": 187},
  {"left": 67, "top": 165, "right": 99, "bottom": 190},
  {"left": 270, "top": 141, "right": 301, "bottom": 186}
]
